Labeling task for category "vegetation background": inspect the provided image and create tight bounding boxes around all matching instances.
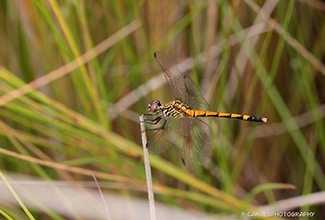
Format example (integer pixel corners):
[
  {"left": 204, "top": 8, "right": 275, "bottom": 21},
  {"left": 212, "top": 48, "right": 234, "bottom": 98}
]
[{"left": 0, "top": 0, "right": 324, "bottom": 219}]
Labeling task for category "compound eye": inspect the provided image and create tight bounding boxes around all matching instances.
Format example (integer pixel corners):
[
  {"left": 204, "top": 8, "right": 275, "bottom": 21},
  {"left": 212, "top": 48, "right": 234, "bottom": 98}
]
[{"left": 149, "top": 102, "right": 157, "bottom": 113}]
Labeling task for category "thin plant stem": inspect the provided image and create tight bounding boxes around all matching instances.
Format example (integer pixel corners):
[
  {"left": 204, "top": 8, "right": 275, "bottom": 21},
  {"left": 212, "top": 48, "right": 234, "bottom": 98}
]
[
  {"left": 139, "top": 114, "right": 156, "bottom": 220},
  {"left": 0, "top": 171, "right": 35, "bottom": 220},
  {"left": 92, "top": 174, "right": 111, "bottom": 220}
]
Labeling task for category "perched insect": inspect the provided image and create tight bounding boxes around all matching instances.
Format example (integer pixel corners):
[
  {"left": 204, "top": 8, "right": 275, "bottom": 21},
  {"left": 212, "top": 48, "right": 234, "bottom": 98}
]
[{"left": 144, "top": 52, "right": 267, "bottom": 172}]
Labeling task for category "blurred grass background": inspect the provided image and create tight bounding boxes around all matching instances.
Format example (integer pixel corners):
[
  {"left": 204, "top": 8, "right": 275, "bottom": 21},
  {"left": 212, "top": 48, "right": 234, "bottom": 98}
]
[{"left": 0, "top": 0, "right": 325, "bottom": 219}]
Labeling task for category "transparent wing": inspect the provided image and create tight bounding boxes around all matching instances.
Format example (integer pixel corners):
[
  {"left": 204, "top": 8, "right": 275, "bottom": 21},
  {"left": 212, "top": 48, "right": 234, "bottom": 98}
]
[
  {"left": 147, "top": 118, "right": 183, "bottom": 154},
  {"left": 154, "top": 52, "right": 187, "bottom": 101},
  {"left": 181, "top": 117, "right": 212, "bottom": 172},
  {"left": 184, "top": 75, "right": 211, "bottom": 111}
]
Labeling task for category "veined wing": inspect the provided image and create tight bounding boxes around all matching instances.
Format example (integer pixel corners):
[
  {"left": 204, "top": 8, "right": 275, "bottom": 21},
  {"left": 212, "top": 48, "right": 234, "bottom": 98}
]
[
  {"left": 147, "top": 118, "right": 182, "bottom": 154},
  {"left": 184, "top": 75, "right": 211, "bottom": 111},
  {"left": 154, "top": 52, "right": 210, "bottom": 111},
  {"left": 154, "top": 52, "right": 187, "bottom": 102},
  {"left": 182, "top": 117, "right": 212, "bottom": 172}
]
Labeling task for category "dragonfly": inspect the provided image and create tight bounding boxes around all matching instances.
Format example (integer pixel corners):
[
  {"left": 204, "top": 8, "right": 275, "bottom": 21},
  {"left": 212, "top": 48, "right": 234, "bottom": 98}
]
[{"left": 144, "top": 51, "right": 267, "bottom": 172}]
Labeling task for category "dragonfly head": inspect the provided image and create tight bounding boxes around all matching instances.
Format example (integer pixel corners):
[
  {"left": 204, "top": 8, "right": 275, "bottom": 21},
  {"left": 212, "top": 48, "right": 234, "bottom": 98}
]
[{"left": 148, "top": 100, "right": 162, "bottom": 115}]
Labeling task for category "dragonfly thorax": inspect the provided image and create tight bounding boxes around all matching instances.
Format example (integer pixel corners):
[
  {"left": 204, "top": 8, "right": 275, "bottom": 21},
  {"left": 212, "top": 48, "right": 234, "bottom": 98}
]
[{"left": 148, "top": 99, "right": 190, "bottom": 118}]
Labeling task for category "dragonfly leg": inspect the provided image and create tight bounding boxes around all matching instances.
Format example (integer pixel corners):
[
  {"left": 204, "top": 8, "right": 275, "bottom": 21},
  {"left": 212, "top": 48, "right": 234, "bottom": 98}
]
[
  {"left": 139, "top": 114, "right": 160, "bottom": 124},
  {"left": 143, "top": 114, "right": 162, "bottom": 125},
  {"left": 143, "top": 114, "right": 156, "bottom": 120},
  {"left": 144, "top": 118, "right": 167, "bottom": 132}
]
